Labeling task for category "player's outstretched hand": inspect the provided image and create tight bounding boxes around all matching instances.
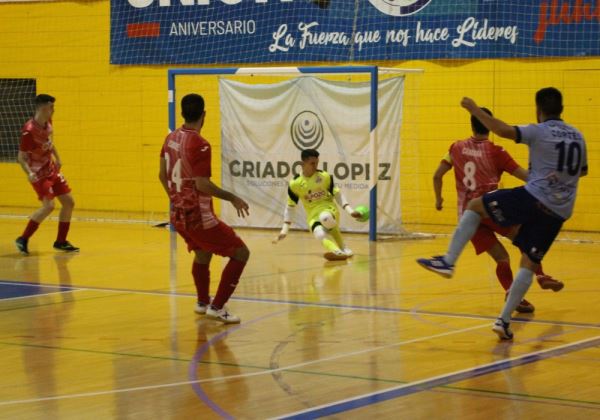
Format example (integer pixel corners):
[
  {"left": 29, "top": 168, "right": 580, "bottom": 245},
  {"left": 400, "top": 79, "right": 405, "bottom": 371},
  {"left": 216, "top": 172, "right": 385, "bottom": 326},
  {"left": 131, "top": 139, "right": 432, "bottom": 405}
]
[
  {"left": 460, "top": 97, "right": 477, "bottom": 112},
  {"left": 231, "top": 195, "right": 250, "bottom": 218},
  {"left": 350, "top": 210, "right": 362, "bottom": 219}
]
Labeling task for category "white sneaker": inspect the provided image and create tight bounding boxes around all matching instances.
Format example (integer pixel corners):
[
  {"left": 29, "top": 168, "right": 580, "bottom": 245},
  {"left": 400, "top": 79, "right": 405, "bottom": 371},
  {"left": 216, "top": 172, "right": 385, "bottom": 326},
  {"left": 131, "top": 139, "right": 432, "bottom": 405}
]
[
  {"left": 324, "top": 249, "right": 348, "bottom": 261},
  {"left": 206, "top": 306, "right": 241, "bottom": 324},
  {"left": 342, "top": 247, "right": 354, "bottom": 257},
  {"left": 195, "top": 301, "right": 209, "bottom": 314}
]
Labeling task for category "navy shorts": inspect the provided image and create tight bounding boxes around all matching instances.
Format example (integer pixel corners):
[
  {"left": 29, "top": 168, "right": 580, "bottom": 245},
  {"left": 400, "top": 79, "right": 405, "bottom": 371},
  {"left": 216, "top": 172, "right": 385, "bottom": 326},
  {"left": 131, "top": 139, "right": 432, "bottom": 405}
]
[{"left": 482, "top": 187, "right": 564, "bottom": 263}]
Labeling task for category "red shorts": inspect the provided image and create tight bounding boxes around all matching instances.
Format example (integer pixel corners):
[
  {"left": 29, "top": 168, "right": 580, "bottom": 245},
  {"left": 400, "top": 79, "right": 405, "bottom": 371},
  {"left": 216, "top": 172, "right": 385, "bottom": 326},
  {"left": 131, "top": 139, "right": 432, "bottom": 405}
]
[
  {"left": 176, "top": 220, "right": 245, "bottom": 257},
  {"left": 470, "top": 218, "right": 514, "bottom": 255},
  {"left": 31, "top": 173, "right": 71, "bottom": 201}
]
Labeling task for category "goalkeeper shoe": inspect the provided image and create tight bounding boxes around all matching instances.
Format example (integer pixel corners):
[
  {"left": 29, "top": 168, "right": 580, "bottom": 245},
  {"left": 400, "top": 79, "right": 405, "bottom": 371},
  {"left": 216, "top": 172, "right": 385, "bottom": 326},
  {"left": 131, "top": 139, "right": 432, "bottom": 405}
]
[{"left": 324, "top": 250, "right": 348, "bottom": 261}]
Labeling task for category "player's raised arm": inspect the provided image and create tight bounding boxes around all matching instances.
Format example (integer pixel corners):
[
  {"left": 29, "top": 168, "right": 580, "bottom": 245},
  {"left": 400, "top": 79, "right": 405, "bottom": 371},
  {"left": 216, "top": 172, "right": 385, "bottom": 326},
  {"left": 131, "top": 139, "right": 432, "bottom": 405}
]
[{"left": 461, "top": 97, "right": 518, "bottom": 140}]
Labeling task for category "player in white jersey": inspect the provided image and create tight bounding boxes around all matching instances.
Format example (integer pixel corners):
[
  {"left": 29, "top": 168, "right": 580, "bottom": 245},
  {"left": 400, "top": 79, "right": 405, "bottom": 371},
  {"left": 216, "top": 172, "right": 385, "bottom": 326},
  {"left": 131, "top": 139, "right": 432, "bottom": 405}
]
[{"left": 417, "top": 87, "right": 588, "bottom": 340}]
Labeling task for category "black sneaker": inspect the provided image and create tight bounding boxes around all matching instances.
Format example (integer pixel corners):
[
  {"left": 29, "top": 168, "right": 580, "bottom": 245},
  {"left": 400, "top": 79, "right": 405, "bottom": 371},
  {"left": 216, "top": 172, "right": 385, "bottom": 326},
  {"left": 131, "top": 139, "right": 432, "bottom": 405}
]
[
  {"left": 15, "top": 237, "right": 29, "bottom": 255},
  {"left": 492, "top": 318, "right": 514, "bottom": 340},
  {"left": 53, "top": 241, "right": 80, "bottom": 252}
]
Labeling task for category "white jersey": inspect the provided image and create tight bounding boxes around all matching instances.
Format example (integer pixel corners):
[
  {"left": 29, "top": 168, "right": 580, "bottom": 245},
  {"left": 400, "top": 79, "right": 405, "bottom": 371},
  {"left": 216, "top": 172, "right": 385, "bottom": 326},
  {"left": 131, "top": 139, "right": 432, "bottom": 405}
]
[{"left": 516, "top": 119, "right": 587, "bottom": 219}]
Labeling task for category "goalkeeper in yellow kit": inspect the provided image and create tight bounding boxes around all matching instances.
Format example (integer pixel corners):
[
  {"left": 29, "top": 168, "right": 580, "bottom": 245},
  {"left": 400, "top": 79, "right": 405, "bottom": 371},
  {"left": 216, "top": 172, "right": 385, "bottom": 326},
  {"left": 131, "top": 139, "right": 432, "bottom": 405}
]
[{"left": 276, "top": 149, "right": 362, "bottom": 261}]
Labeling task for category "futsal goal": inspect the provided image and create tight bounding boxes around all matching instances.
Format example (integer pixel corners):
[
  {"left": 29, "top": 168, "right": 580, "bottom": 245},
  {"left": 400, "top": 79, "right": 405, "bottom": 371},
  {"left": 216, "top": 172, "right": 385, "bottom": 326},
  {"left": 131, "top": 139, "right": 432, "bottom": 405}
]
[{"left": 167, "top": 65, "right": 425, "bottom": 241}]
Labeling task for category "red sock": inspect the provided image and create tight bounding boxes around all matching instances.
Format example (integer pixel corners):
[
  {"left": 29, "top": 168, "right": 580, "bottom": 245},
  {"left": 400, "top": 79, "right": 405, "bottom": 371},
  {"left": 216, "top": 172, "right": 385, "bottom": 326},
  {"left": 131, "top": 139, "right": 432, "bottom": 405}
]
[
  {"left": 496, "top": 261, "right": 513, "bottom": 291},
  {"left": 535, "top": 265, "right": 544, "bottom": 276},
  {"left": 192, "top": 262, "right": 210, "bottom": 305},
  {"left": 56, "top": 222, "right": 70, "bottom": 243},
  {"left": 211, "top": 259, "right": 246, "bottom": 309},
  {"left": 22, "top": 220, "right": 40, "bottom": 239}
]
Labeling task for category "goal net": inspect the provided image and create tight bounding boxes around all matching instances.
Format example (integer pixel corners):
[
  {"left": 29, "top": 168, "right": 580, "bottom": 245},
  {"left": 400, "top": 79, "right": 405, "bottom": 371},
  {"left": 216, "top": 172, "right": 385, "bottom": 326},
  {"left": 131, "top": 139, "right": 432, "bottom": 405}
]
[{"left": 168, "top": 66, "right": 425, "bottom": 240}]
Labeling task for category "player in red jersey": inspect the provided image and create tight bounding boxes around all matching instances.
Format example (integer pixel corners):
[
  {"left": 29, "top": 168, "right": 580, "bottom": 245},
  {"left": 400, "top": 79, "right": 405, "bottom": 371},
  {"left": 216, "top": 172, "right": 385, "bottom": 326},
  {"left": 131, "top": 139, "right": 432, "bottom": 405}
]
[
  {"left": 15, "top": 94, "right": 78, "bottom": 255},
  {"left": 433, "top": 108, "right": 564, "bottom": 311},
  {"left": 159, "top": 94, "right": 250, "bottom": 324}
]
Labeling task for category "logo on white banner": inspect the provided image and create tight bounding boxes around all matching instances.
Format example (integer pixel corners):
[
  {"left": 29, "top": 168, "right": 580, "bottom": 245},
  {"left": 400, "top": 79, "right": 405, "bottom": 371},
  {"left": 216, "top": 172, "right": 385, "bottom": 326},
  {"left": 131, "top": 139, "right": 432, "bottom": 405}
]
[
  {"left": 290, "top": 111, "right": 324, "bottom": 151},
  {"left": 367, "top": 0, "right": 432, "bottom": 17}
]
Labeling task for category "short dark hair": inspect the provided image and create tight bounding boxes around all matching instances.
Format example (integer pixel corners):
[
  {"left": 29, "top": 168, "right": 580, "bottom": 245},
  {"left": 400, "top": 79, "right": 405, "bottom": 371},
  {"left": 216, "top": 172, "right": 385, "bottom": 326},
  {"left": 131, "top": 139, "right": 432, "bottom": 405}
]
[
  {"left": 536, "top": 87, "right": 563, "bottom": 116},
  {"left": 35, "top": 94, "right": 55, "bottom": 107},
  {"left": 471, "top": 107, "right": 493, "bottom": 135},
  {"left": 181, "top": 94, "right": 205, "bottom": 123},
  {"left": 301, "top": 149, "right": 320, "bottom": 161}
]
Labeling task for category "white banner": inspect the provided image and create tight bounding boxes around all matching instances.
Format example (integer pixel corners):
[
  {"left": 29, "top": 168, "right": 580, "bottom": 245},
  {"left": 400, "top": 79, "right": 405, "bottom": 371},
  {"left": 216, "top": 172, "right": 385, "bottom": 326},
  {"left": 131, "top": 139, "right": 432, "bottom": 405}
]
[{"left": 219, "top": 76, "right": 403, "bottom": 234}]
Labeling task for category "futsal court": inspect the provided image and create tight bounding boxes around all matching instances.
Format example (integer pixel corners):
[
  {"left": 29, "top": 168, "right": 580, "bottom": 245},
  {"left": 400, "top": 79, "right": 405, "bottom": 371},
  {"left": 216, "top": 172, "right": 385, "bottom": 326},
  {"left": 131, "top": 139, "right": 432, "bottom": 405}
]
[
  {"left": 0, "top": 218, "right": 598, "bottom": 418},
  {"left": 2, "top": 1, "right": 600, "bottom": 419}
]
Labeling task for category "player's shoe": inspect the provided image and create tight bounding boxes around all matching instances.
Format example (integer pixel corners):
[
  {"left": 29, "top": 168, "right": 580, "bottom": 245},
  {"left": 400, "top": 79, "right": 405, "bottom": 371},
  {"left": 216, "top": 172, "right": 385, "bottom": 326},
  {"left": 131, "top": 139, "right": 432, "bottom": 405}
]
[
  {"left": 505, "top": 293, "right": 536, "bottom": 313},
  {"left": 515, "top": 299, "right": 535, "bottom": 313},
  {"left": 537, "top": 274, "right": 564, "bottom": 292},
  {"left": 206, "top": 305, "right": 241, "bottom": 324},
  {"left": 53, "top": 241, "right": 80, "bottom": 253},
  {"left": 416, "top": 255, "right": 454, "bottom": 278},
  {"left": 324, "top": 250, "right": 348, "bottom": 261},
  {"left": 195, "top": 301, "right": 209, "bottom": 314},
  {"left": 492, "top": 318, "right": 514, "bottom": 340},
  {"left": 342, "top": 247, "right": 354, "bottom": 257},
  {"left": 15, "top": 237, "right": 29, "bottom": 255}
]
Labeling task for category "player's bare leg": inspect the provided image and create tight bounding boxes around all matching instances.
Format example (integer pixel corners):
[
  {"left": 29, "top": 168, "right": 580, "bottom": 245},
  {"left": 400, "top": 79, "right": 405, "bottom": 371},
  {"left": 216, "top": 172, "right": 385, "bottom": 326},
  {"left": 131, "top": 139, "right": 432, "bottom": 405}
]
[
  {"left": 193, "top": 250, "right": 213, "bottom": 314},
  {"left": 206, "top": 245, "right": 249, "bottom": 324},
  {"left": 505, "top": 225, "right": 563, "bottom": 292},
  {"left": 53, "top": 193, "right": 79, "bottom": 252},
  {"left": 15, "top": 197, "right": 55, "bottom": 255},
  {"left": 486, "top": 241, "right": 534, "bottom": 313},
  {"left": 329, "top": 227, "right": 353, "bottom": 257},
  {"left": 314, "top": 225, "right": 347, "bottom": 261}
]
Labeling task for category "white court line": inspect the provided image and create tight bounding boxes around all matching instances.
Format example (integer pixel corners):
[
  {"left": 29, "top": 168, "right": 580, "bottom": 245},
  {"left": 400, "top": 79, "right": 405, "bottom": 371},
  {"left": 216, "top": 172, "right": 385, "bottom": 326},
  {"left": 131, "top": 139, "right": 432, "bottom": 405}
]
[
  {"left": 0, "top": 322, "right": 490, "bottom": 406},
  {"left": 274, "top": 334, "right": 600, "bottom": 419},
  {"left": 2, "top": 281, "right": 599, "bottom": 330}
]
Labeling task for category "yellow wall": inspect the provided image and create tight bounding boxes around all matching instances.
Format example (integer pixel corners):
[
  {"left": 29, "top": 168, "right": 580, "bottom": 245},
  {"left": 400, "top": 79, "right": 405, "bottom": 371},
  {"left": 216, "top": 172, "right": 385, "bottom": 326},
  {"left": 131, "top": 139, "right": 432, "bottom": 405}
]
[{"left": 0, "top": 1, "right": 597, "bottom": 231}]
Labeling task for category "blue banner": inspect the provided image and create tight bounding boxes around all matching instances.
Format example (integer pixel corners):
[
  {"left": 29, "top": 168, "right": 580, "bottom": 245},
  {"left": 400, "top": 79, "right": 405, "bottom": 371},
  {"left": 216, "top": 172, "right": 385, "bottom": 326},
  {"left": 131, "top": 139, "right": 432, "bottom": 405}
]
[{"left": 110, "top": 1, "right": 600, "bottom": 65}]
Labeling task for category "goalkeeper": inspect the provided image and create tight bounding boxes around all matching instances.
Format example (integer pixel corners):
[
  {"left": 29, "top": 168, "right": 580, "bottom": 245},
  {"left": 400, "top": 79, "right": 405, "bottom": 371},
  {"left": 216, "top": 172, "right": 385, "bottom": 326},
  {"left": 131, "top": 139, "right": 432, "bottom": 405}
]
[{"left": 276, "top": 149, "right": 363, "bottom": 261}]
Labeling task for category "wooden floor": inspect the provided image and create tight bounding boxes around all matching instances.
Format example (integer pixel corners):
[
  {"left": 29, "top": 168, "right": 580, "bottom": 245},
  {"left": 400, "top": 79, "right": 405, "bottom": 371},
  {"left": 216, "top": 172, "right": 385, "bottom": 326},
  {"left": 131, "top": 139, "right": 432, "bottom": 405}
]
[{"left": 0, "top": 217, "right": 599, "bottom": 419}]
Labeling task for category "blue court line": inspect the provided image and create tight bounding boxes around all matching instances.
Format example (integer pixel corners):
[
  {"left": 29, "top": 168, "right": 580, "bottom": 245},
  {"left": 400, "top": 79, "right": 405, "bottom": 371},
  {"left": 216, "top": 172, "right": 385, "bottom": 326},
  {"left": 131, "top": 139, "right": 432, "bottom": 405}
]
[
  {"left": 1, "top": 280, "right": 600, "bottom": 330},
  {"left": 0, "top": 282, "right": 76, "bottom": 300},
  {"left": 277, "top": 335, "right": 600, "bottom": 419}
]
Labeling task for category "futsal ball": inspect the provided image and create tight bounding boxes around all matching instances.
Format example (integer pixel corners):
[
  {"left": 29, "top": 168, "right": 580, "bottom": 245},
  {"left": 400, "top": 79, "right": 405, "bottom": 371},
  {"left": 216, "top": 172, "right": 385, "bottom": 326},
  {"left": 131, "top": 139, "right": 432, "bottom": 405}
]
[
  {"left": 355, "top": 205, "right": 369, "bottom": 222},
  {"left": 319, "top": 211, "right": 337, "bottom": 230}
]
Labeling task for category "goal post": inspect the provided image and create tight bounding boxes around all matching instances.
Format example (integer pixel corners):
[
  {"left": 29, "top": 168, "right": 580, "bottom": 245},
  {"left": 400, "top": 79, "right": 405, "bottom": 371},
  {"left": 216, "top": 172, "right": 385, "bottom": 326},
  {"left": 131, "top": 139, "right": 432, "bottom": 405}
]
[{"left": 167, "top": 65, "right": 422, "bottom": 241}]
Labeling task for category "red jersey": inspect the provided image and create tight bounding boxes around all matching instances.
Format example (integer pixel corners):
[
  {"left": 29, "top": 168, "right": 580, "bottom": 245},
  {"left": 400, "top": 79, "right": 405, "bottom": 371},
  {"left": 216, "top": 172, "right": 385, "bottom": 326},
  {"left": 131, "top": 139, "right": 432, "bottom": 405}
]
[
  {"left": 443, "top": 137, "right": 519, "bottom": 217},
  {"left": 19, "top": 118, "right": 56, "bottom": 179},
  {"left": 160, "top": 127, "right": 218, "bottom": 230}
]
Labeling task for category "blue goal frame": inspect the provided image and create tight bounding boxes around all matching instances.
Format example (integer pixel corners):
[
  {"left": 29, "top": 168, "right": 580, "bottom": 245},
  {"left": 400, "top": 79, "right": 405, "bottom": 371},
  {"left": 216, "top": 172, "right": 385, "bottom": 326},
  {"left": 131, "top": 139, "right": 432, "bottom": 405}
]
[{"left": 168, "top": 66, "right": 380, "bottom": 241}]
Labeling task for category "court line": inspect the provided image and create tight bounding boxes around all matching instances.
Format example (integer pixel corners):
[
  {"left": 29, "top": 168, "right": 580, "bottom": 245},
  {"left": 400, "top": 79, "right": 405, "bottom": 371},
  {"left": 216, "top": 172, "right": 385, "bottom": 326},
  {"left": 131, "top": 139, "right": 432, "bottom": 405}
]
[
  {"left": 274, "top": 335, "right": 600, "bottom": 419},
  {"left": 189, "top": 309, "right": 290, "bottom": 419},
  {"left": 0, "top": 289, "right": 80, "bottom": 302},
  {"left": 1, "top": 337, "right": 597, "bottom": 410},
  {"left": 0, "top": 322, "right": 490, "bottom": 406},
  {"left": 2, "top": 280, "right": 599, "bottom": 330}
]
